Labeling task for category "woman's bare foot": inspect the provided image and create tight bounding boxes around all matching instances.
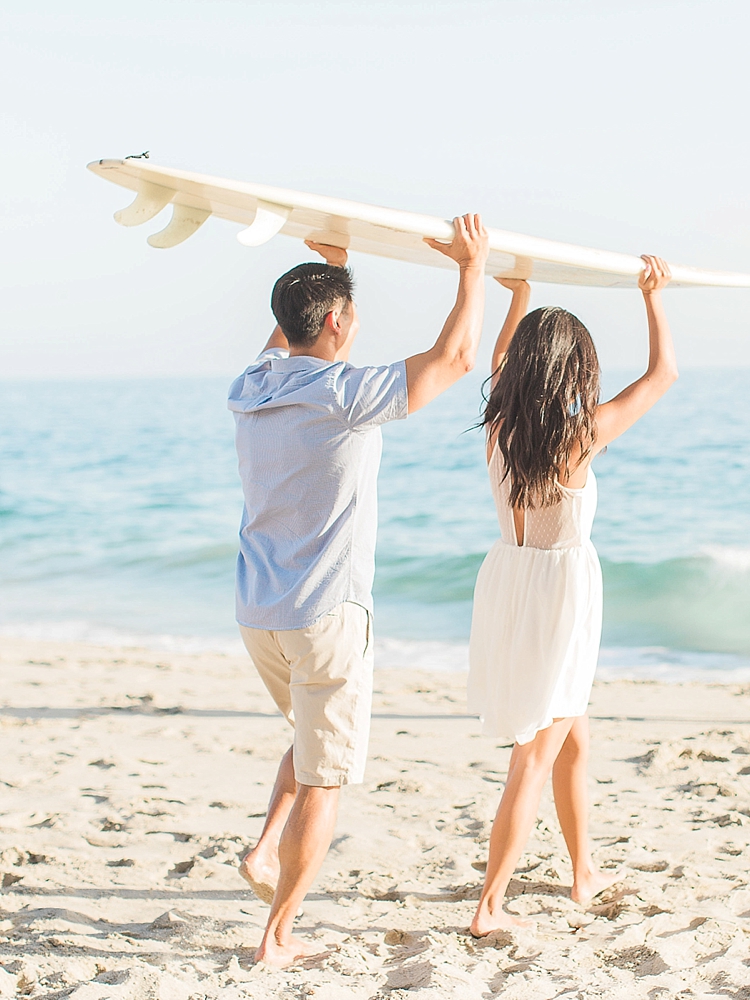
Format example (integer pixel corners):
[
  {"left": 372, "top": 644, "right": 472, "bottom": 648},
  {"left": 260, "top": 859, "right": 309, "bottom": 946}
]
[
  {"left": 254, "top": 934, "right": 327, "bottom": 968},
  {"left": 571, "top": 867, "right": 625, "bottom": 906},
  {"left": 470, "top": 907, "right": 534, "bottom": 937},
  {"left": 239, "top": 849, "right": 279, "bottom": 905}
]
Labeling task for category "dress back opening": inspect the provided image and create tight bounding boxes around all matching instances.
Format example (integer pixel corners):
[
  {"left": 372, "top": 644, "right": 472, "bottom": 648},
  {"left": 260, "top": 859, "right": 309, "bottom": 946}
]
[{"left": 488, "top": 446, "right": 597, "bottom": 551}]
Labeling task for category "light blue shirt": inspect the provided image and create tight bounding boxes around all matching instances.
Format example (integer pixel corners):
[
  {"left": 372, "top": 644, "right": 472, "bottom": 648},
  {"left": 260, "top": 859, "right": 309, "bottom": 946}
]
[{"left": 228, "top": 349, "right": 408, "bottom": 630}]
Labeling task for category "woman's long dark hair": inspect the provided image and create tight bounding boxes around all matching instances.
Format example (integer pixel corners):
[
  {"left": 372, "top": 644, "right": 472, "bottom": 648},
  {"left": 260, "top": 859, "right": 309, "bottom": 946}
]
[{"left": 483, "top": 306, "right": 600, "bottom": 509}]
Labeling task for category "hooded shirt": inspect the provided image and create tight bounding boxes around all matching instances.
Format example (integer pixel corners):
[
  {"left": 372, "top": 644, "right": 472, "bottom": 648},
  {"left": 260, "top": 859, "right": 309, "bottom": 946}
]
[{"left": 228, "top": 349, "right": 408, "bottom": 630}]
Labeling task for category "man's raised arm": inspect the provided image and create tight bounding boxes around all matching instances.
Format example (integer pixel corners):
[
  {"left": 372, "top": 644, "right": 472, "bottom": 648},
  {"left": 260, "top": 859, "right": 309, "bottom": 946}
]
[{"left": 405, "top": 214, "right": 489, "bottom": 413}]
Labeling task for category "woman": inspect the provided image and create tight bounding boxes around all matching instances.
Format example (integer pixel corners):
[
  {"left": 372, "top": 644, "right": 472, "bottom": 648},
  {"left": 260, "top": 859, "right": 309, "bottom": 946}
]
[{"left": 468, "top": 256, "right": 676, "bottom": 935}]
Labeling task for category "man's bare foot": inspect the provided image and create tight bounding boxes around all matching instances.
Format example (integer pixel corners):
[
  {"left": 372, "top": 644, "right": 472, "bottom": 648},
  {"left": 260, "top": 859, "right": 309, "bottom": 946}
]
[
  {"left": 470, "top": 907, "right": 534, "bottom": 937},
  {"left": 239, "top": 850, "right": 279, "bottom": 905},
  {"left": 571, "top": 867, "right": 625, "bottom": 906},
  {"left": 254, "top": 934, "right": 327, "bottom": 968}
]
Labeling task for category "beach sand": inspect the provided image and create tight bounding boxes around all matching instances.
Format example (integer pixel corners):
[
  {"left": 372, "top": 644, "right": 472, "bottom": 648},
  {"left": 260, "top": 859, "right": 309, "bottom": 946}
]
[{"left": 2, "top": 637, "right": 750, "bottom": 998}]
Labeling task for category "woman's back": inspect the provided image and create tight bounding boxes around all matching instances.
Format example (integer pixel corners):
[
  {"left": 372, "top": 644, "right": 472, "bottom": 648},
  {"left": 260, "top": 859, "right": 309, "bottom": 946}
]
[{"left": 488, "top": 446, "right": 597, "bottom": 550}]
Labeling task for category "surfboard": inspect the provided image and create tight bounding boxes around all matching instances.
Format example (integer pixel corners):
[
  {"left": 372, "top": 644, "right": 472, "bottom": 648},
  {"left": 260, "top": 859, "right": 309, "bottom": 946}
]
[{"left": 87, "top": 157, "right": 750, "bottom": 289}]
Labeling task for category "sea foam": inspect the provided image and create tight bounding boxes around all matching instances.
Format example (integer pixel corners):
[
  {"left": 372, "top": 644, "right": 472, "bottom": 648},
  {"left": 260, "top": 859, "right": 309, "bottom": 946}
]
[{"left": 3, "top": 621, "right": 749, "bottom": 684}]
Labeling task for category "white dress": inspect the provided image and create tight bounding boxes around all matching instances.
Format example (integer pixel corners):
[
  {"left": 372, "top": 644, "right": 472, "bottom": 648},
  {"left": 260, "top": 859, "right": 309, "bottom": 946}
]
[{"left": 468, "top": 446, "right": 602, "bottom": 745}]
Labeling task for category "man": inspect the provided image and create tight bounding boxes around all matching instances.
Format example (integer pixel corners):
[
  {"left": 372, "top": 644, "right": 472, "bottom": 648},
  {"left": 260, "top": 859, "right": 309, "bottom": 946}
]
[{"left": 228, "top": 214, "right": 489, "bottom": 966}]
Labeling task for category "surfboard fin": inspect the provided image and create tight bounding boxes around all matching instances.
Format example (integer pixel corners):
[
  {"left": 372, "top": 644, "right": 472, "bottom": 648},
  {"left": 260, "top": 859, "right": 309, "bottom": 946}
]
[
  {"left": 114, "top": 182, "right": 175, "bottom": 227},
  {"left": 147, "top": 204, "right": 212, "bottom": 249},
  {"left": 237, "top": 202, "right": 290, "bottom": 247}
]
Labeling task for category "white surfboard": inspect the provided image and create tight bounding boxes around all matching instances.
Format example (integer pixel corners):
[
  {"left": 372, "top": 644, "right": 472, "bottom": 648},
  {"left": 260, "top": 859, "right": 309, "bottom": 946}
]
[{"left": 88, "top": 157, "right": 750, "bottom": 289}]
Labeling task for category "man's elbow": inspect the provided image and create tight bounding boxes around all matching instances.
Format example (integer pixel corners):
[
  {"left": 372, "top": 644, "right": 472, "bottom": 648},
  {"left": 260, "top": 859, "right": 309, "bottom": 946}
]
[
  {"left": 449, "top": 350, "right": 476, "bottom": 376},
  {"left": 429, "top": 346, "right": 476, "bottom": 381},
  {"left": 442, "top": 360, "right": 474, "bottom": 382}
]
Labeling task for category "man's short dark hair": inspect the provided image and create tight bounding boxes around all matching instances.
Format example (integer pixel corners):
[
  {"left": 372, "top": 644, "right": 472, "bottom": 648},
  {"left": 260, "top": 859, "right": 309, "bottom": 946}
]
[{"left": 271, "top": 262, "right": 355, "bottom": 347}]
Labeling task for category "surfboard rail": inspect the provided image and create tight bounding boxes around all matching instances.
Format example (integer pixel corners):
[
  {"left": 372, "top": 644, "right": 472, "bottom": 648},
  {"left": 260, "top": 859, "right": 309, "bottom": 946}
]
[{"left": 87, "top": 158, "right": 750, "bottom": 289}]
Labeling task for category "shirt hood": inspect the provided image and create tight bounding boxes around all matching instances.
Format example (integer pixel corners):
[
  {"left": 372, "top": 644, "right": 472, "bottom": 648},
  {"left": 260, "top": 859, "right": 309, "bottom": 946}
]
[{"left": 228, "top": 353, "right": 340, "bottom": 414}]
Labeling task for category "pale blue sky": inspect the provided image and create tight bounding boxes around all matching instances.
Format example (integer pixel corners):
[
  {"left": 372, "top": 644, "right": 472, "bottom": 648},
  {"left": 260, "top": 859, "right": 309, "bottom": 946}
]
[{"left": 1, "top": 0, "right": 749, "bottom": 377}]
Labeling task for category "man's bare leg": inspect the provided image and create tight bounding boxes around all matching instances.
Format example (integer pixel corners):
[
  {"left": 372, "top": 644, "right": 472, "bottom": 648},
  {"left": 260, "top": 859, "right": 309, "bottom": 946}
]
[
  {"left": 552, "top": 715, "right": 624, "bottom": 904},
  {"left": 239, "top": 746, "right": 296, "bottom": 902},
  {"left": 255, "top": 783, "right": 339, "bottom": 967},
  {"left": 470, "top": 717, "right": 576, "bottom": 937}
]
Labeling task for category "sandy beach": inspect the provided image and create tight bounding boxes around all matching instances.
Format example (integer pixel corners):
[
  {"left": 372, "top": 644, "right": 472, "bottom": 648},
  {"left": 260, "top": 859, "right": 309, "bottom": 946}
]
[{"left": 2, "top": 637, "right": 750, "bottom": 998}]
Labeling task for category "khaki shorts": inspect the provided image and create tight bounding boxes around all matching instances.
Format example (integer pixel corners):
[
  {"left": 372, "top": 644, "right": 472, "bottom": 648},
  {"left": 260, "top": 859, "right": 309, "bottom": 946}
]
[{"left": 239, "top": 602, "right": 373, "bottom": 786}]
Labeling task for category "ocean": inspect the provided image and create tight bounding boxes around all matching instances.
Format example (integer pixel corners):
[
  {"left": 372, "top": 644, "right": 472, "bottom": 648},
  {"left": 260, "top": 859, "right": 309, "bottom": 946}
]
[{"left": 1, "top": 369, "right": 748, "bottom": 681}]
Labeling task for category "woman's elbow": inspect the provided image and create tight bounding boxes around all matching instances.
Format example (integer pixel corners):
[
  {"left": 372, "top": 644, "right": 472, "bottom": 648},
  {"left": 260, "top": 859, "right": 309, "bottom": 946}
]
[
  {"left": 648, "top": 364, "right": 679, "bottom": 389},
  {"left": 658, "top": 368, "right": 679, "bottom": 397}
]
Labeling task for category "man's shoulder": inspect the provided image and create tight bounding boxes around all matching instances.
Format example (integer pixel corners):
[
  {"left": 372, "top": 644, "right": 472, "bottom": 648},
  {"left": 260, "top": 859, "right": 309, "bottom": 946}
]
[
  {"left": 334, "top": 358, "right": 406, "bottom": 382},
  {"left": 331, "top": 360, "right": 408, "bottom": 429}
]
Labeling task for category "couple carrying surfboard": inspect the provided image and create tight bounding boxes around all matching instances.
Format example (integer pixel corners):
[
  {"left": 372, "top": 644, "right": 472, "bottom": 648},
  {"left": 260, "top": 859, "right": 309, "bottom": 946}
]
[{"left": 228, "top": 215, "right": 676, "bottom": 966}]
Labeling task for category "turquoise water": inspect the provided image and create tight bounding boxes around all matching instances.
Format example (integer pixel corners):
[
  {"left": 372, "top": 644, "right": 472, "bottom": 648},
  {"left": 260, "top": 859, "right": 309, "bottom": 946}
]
[{"left": 1, "top": 370, "right": 748, "bottom": 676}]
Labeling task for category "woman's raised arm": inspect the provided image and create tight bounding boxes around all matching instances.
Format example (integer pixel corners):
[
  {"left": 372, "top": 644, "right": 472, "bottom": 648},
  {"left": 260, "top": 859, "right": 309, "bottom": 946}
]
[
  {"left": 594, "top": 255, "right": 678, "bottom": 453},
  {"left": 490, "top": 278, "right": 530, "bottom": 389}
]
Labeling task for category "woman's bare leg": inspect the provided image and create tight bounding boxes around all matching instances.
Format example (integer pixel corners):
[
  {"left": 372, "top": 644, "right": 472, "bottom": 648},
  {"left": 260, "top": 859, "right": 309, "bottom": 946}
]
[
  {"left": 552, "top": 715, "right": 623, "bottom": 904},
  {"left": 239, "top": 745, "right": 296, "bottom": 901},
  {"left": 471, "top": 717, "right": 575, "bottom": 936}
]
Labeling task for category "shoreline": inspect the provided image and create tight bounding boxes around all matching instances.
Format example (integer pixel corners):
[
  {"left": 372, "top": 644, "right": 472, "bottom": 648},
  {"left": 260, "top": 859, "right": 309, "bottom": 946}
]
[
  {"left": 1, "top": 627, "right": 749, "bottom": 683},
  {"left": 2, "top": 636, "right": 750, "bottom": 996}
]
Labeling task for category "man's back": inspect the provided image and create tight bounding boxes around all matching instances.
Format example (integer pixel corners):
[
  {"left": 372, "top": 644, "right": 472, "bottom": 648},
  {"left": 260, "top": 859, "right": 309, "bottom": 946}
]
[{"left": 229, "top": 348, "right": 407, "bottom": 630}]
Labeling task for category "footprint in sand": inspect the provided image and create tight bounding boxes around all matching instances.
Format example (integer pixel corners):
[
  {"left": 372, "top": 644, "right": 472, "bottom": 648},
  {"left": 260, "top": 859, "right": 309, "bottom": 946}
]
[
  {"left": 169, "top": 859, "right": 195, "bottom": 876},
  {"left": 602, "top": 945, "right": 669, "bottom": 976}
]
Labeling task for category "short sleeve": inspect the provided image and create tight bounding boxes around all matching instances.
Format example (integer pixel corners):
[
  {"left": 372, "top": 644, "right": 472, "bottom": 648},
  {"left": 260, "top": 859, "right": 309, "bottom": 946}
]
[{"left": 335, "top": 361, "right": 408, "bottom": 430}]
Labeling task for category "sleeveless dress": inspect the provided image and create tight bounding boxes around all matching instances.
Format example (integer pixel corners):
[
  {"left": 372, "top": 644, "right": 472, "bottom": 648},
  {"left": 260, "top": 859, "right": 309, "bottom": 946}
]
[{"left": 468, "top": 445, "right": 602, "bottom": 745}]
